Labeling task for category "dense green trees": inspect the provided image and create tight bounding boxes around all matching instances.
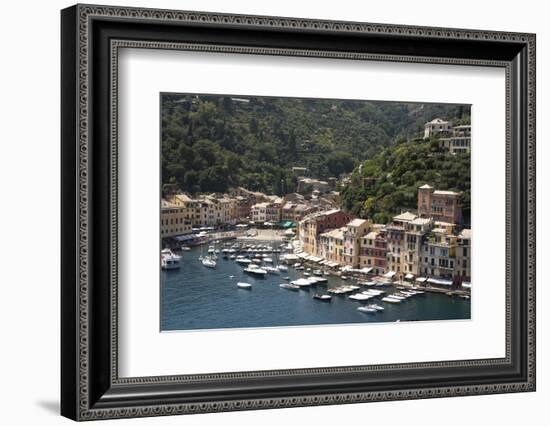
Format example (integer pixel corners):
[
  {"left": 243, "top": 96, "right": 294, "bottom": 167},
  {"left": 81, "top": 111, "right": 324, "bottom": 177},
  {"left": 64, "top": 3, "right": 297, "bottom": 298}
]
[
  {"left": 161, "top": 94, "right": 468, "bottom": 198},
  {"left": 340, "top": 137, "right": 471, "bottom": 225}
]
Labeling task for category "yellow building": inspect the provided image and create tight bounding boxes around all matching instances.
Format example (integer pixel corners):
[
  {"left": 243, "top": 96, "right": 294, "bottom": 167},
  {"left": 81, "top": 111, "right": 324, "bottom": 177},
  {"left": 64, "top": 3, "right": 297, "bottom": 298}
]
[{"left": 161, "top": 200, "right": 192, "bottom": 238}]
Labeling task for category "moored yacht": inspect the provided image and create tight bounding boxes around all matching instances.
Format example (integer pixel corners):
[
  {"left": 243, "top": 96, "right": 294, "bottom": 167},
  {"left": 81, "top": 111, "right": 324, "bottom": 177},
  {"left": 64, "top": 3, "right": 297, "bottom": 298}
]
[
  {"left": 161, "top": 254, "right": 180, "bottom": 270},
  {"left": 201, "top": 256, "right": 216, "bottom": 268}
]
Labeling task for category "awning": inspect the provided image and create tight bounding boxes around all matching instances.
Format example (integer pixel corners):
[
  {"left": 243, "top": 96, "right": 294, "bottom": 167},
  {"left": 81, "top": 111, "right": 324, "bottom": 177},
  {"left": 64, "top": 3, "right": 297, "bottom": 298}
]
[
  {"left": 405, "top": 273, "right": 414, "bottom": 280},
  {"left": 360, "top": 267, "right": 373, "bottom": 274},
  {"left": 415, "top": 277, "right": 428, "bottom": 283},
  {"left": 306, "top": 255, "right": 323, "bottom": 263},
  {"left": 427, "top": 278, "right": 453, "bottom": 286},
  {"left": 461, "top": 282, "right": 471, "bottom": 288},
  {"left": 384, "top": 271, "right": 396, "bottom": 278}
]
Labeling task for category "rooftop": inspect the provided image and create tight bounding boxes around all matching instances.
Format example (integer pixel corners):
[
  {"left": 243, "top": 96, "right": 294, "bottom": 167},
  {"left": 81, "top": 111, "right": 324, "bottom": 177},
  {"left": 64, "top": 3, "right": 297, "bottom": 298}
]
[
  {"left": 410, "top": 217, "right": 432, "bottom": 225},
  {"left": 393, "top": 211, "right": 417, "bottom": 222},
  {"left": 459, "top": 229, "right": 472, "bottom": 239},
  {"left": 365, "top": 231, "right": 380, "bottom": 239},
  {"left": 347, "top": 218, "right": 368, "bottom": 227},
  {"left": 320, "top": 227, "right": 346, "bottom": 239},
  {"left": 427, "top": 118, "right": 449, "bottom": 125},
  {"left": 433, "top": 190, "right": 460, "bottom": 196}
]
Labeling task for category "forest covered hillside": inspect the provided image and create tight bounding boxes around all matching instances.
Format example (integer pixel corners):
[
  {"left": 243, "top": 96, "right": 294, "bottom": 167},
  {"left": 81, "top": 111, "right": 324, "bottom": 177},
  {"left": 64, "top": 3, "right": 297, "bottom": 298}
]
[
  {"left": 339, "top": 138, "right": 471, "bottom": 225},
  {"left": 161, "top": 93, "right": 469, "bottom": 198}
]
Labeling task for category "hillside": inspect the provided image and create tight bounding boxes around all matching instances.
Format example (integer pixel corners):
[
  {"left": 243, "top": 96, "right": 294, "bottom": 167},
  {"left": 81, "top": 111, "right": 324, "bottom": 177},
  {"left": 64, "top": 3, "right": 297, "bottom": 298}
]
[
  {"left": 340, "top": 137, "right": 471, "bottom": 225},
  {"left": 161, "top": 93, "right": 469, "bottom": 197}
]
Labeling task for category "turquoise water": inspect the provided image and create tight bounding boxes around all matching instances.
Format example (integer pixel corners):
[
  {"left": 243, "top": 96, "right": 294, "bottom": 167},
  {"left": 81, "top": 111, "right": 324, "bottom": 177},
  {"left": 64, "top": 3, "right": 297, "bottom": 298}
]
[{"left": 160, "top": 242, "right": 471, "bottom": 331}]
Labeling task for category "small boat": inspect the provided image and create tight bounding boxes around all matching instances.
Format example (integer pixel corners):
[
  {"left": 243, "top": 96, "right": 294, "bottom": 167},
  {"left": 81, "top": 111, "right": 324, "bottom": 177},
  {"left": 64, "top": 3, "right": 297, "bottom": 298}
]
[
  {"left": 277, "top": 265, "right": 289, "bottom": 272},
  {"left": 313, "top": 294, "right": 332, "bottom": 302},
  {"left": 381, "top": 296, "right": 401, "bottom": 304},
  {"left": 230, "top": 255, "right": 236, "bottom": 260},
  {"left": 252, "top": 258, "right": 262, "bottom": 264},
  {"left": 264, "top": 266, "right": 281, "bottom": 275},
  {"left": 313, "top": 276, "right": 328, "bottom": 283},
  {"left": 263, "top": 258, "right": 274, "bottom": 263},
  {"left": 237, "top": 282, "right": 252, "bottom": 289},
  {"left": 201, "top": 257, "right": 216, "bottom": 268},
  {"left": 280, "top": 283, "right": 299, "bottom": 291},
  {"left": 341, "top": 276, "right": 348, "bottom": 280},
  {"left": 324, "top": 271, "right": 330, "bottom": 276},
  {"left": 388, "top": 294, "right": 406, "bottom": 300},
  {"left": 349, "top": 294, "right": 372, "bottom": 301},
  {"left": 282, "top": 276, "right": 290, "bottom": 280},
  {"left": 368, "top": 304, "right": 385, "bottom": 311},
  {"left": 244, "top": 265, "right": 268, "bottom": 276},
  {"left": 161, "top": 248, "right": 182, "bottom": 260},
  {"left": 235, "top": 257, "right": 252, "bottom": 265},
  {"left": 293, "top": 263, "right": 302, "bottom": 268},
  {"left": 303, "top": 272, "right": 311, "bottom": 277},
  {"left": 229, "top": 275, "right": 235, "bottom": 279},
  {"left": 357, "top": 306, "right": 377, "bottom": 313},
  {"left": 291, "top": 278, "right": 313, "bottom": 287},
  {"left": 161, "top": 254, "right": 180, "bottom": 270},
  {"left": 313, "top": 270, "right": 322, "bottom": 276},
  {"left": 295, "top": 266, "right": 305, "bottom": 270}
]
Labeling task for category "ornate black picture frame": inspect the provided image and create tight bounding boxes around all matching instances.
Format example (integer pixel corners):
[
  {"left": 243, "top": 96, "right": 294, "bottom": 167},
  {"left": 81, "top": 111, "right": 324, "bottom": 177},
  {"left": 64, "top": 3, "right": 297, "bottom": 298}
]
[{"left": 61, "top": 4, "right": 536, "bottom": 421}]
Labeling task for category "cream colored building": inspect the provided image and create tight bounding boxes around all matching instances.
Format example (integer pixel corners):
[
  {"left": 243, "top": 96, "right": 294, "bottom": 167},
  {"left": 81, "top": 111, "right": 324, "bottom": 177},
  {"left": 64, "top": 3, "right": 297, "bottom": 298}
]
[
  {"left": 318, "top": 227, "right": 346, "bottom": 265},
  {"left": 343, "top": 218, "right": 371, "bottom": 267},
  {"left": 423, "top": 118, "right": 452, "bottom": 139},
  {"left": 455, "top": 228, "right": 471, "bottom": 279},
  {"left": 161, "top": 200, "right": 192, "bottom": 238}
]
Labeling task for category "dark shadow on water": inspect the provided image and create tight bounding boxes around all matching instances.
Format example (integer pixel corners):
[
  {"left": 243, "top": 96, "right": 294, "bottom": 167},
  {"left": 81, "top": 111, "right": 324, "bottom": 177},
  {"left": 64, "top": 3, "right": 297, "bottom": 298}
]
[{"left": 36, "top": 400, "right": 59, "bottom": 416}]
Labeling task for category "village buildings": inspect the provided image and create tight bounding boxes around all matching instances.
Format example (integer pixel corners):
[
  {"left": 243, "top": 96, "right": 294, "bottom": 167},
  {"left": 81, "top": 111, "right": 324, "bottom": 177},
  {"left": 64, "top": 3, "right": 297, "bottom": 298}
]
[{"left": 297, "top": 183, "right": 471, "bottom": 282}]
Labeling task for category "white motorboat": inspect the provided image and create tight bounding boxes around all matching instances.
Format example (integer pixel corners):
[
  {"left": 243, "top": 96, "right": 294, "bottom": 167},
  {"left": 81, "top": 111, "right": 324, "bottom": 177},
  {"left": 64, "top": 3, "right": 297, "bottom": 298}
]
[
  {"left": 349, "top": 294, "right": 372, "bottom": 301},
  {"left": 291, "top": 278, "right": 313, "bottom": 287},
  {"left": 277, "top": 265, "right": 289, "bottom": 272},
  {"left": 280, "top": 283, "right": 299, "bottom": 291},
  {"left": 388, "top": 294, "right": 406, "bottom": 300},
  {"left": 237, "top": 282, "right": 252, "bottom": 289},
  {"left": 264, "top": 266, "right": 281, "bottom": 274},
  {"left": 382, "top": 296, "right": 401, "bottom": 304},
  {"left": 357, "top": 306, "right": 377, "bottom": 313},
  {"left": 235, "top": 257, "right": 252, "bottom": 265},
  {"left": 312, "top": 276, "right": 328, "bottom": 283},
  {"left": 313, "top": 294, "right": 332, "bottom": 302},
  {"left": 244, "top": 265, "right": 267, "bottom": 276},
  {"left": 303, "top": 272, "right": 311, "bottom": 276},
  {"left": 368, "top": 304, "right": 385, "bottom": 311},
  {"left": 161, "top": 254, "right": 180, "bottom": 270},
  {"left": 263, "top": 258, "right": 274, "bottom": 263},
  {"left": 293, "top": 263, "right": 302, "bottom": 268},
  {"left": 161, "top": 248, "right": 181, "bottom": 260},
  {"left": 201, "top": 257, "right": 216, "bottom": 268},
  {"left": 313, "top": 270, "right": 322, "bottom": 276}
]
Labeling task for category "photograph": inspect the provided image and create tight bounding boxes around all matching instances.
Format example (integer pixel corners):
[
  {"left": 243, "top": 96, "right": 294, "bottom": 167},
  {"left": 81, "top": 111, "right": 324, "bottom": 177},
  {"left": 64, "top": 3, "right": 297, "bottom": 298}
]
[{"left": 159, "top": 94, "right": 472, "bottom": 331}]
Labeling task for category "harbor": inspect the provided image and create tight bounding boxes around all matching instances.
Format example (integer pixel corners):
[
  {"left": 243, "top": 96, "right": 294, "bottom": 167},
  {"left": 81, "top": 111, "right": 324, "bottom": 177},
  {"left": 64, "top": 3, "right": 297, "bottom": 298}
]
[{"left": 161, "top": 238, "right": 471, "bottom": 331}]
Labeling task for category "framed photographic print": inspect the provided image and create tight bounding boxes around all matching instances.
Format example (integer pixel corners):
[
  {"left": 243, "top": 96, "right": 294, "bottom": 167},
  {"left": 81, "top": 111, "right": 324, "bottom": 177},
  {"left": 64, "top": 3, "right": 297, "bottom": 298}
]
[{"left": 61, "top": 4, "right": 536, "bottom": 421}]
